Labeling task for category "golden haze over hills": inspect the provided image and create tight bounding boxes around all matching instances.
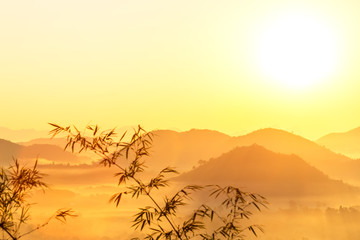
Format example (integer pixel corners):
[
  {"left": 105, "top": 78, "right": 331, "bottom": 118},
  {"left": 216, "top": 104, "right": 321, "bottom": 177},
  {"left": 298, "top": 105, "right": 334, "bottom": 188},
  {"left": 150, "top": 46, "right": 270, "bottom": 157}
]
[{"left": 1, "top": 126, "right": 360, "bottom": 239}]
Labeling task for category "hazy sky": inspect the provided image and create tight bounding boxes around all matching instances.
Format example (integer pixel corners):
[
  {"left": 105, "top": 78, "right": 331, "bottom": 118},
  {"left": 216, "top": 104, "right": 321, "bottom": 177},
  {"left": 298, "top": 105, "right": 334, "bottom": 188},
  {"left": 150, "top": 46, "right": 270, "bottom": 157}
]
[{"left": 1, "top": 0, "right": 360, "bottom": 139}]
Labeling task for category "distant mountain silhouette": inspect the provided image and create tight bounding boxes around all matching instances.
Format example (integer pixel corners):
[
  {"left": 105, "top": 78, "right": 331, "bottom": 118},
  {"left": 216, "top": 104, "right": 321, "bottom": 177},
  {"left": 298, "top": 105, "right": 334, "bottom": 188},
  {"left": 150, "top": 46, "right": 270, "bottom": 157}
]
[
  {"left": 0, "top": 126, "right": 47, "bottom": 142},
  {"left": 12, "top": 128, "right": 360, "bottom": 186},
  {"left": 231, "top": 128, "right": 359, "bottom": 183},
  {"left": 149, "top": 129, "right": 233, "bottom": 171},
  {"left": 0, "top": 138, "right": 88, "bottom": 165},
  {"left": 317, "top": 127, "right": 360, "bottom": 159},
  {"left": 0, "top": 139, "right": 22, "bottom": 165},
  {"left": 147, "top": 128, "right": 360, "bottom": 185},
  {"left": 177, "top": 145, "right": 359, "bottom": 197},
  {"left": 18, "top": 137, "right": 67, "bottom": 148},
  {"left": 19, "top": 129, "right": 234, "bottom": 171}
]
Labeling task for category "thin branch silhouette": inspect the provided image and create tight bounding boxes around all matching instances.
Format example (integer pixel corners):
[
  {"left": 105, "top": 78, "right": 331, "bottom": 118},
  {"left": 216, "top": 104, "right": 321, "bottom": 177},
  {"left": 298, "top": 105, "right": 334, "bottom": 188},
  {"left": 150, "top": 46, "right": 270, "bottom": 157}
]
[
  {"left": 50, "top": 123, "right": 267, "bottom": 239},
  {"left": 0, "top": 159, "right": 76, "bottom": 239}
]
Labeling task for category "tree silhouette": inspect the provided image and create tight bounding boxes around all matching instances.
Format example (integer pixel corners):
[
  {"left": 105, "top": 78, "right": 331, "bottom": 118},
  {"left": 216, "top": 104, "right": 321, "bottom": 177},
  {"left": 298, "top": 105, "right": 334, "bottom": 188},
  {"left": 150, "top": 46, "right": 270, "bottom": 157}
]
[
  {"left": 50, "top": 123, "right": 267, "bottom": 239},
  {"left": 0, "top": 159, "right": 76, "bottom": 240}
]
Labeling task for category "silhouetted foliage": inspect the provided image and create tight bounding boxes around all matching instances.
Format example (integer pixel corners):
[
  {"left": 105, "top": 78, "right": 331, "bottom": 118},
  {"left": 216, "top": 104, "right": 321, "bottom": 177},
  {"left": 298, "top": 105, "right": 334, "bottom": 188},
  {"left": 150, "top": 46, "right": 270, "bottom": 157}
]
[
  {"left": 0, "top": 159, "right": 76, "bottom": 240},
  {"left": 50, "top": 123, "right": 267, "bottom": 239}
]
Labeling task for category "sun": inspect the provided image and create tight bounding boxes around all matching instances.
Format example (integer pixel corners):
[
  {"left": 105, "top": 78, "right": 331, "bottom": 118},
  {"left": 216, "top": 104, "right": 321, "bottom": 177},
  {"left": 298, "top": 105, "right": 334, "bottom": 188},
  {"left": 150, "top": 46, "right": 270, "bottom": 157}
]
[{"left": 254, "top": 12, "right": 339, "bottom": 90}]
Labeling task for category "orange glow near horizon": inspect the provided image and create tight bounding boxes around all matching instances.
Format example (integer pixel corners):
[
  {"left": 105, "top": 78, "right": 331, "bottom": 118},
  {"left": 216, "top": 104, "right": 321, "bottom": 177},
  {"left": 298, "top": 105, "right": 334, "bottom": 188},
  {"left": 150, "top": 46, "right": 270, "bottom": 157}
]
[
  {"left": 0, "top": 0, "right": 358, "bottom": 139},
  {"left": 2, "top": 2, "right": 360, "bottom": 239}
]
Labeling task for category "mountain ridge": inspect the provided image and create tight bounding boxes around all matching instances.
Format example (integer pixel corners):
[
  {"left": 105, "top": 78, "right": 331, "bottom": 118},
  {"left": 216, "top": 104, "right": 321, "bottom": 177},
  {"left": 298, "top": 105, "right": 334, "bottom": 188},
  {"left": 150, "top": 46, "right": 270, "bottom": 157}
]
[
  {"left": 147, "top": 128, "right": 360, "bottom": 185},
  {"left": 176, "top": 144, "right": 359, "bottom": 197},
  {"left": 14, "top": 127, "right": 360, "bottom": 185},
  {"left": 0, "top": 138, "right": 89, "bottom": 165},
  {"left": 317, "top": 126, "right": 360, "bottom": 159}
]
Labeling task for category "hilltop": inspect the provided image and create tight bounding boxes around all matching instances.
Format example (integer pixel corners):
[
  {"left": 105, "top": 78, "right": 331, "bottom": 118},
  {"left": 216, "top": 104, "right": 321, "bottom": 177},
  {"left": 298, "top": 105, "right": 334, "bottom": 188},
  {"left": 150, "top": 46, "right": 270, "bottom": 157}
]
[{"left": 177, "top": 145, "right": 358, "bottom": 197}]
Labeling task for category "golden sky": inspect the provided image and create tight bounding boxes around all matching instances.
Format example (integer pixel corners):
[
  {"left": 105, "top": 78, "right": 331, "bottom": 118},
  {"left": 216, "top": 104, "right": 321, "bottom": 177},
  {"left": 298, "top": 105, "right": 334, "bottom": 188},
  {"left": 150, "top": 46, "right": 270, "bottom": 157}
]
[{"left": 1, "top": 0, "right": 360, "bottom": 139}]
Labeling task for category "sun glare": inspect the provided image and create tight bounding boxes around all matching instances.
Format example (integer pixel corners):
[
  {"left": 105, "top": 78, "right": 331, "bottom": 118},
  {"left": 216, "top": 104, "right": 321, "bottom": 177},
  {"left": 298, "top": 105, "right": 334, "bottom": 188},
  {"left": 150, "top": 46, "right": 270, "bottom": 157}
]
[{"left": 254, "top": 12, "right": 339, "bottom": 90}]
